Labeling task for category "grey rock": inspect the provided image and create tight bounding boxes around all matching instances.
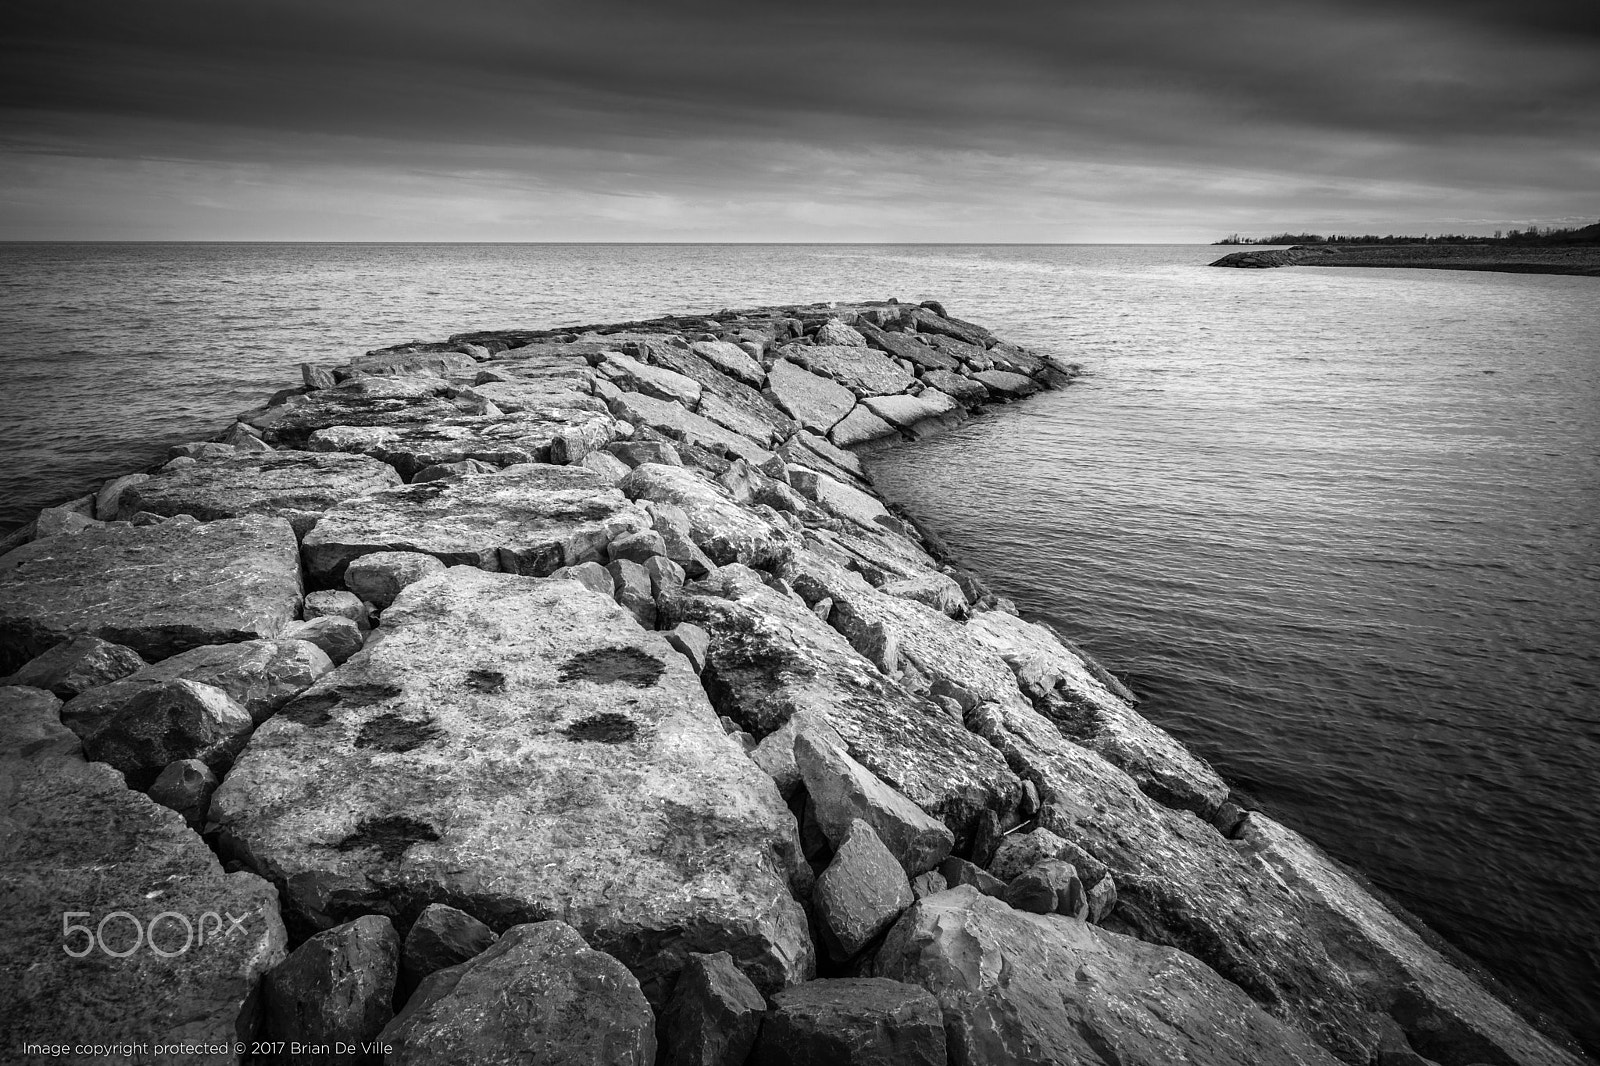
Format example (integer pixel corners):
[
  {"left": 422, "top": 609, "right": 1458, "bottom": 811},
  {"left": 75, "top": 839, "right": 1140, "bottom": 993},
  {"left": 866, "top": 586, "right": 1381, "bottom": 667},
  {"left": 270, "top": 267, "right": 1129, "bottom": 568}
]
[
  {"left": 1004, "top": 858, "right": 1086, "bottom": 918},
  {"left": 601, "top": 350, "right": 704, "bottom": 407},
  {"left": 644, "top": 554, "right": 687, "bottom": 599},
  {"left": 752, "top": 977, "right": 946, "bottom": 1066},
  {"left": 382, "top": 921, "right": 656, "bottom": 1066},
  {"left": 2, "top": 635, "right": 146, "bottom": 698},
  {"left": 221, "top": 422, "right": 272, "bottom": 451},
  {"left": 778, "top": 430, "right": 869, "bottom": 486},
  {"left": 860, "top": 390, "right": 962, "bottom": 431},
  {"left": 401, "top": 903, "right": 497, "bottom": 996},
  {"left": 877, "top": 572, "right": 966, "bottom": 617},
  {"left": 919, "top": 368, "right": 988, "bottom": 404},
  {"left": 335, "top": 350, "right": 479, "bottom": 379},
  {"left": 168, "top": 441, "right": 237, "bottom": 462},
  {"left": 989, "top": 827, "right": 1069, "bottom": 881},
  {"left": 35, "top": 505, "right": 102, "bottom": 537},
  {"left": 909, "top": 871, "right": 947, "bottom": 899},
  {"left": 607, "top": 558, "right": 656, "bottom": 628},
  {"left": 60, "top": 676, "right": 253, "bottom": 789},
  {"left": 796, "top": 728, "right": 954, "bottom": 877},
  {"left": 665, "top": 622, "right": 710, "bottom": 674},
  {"left": 607, "top": 527, "right": 670, "bottom": 565},
  {"left": 781, "top": 344, "right": 915, "bottom": 397},
  {"left": 345, "top": 550, "right": 448, "bottom": 609},
  {"left": 661, "top": 950, "right": 766, "bottom": 1066},
  {"left": 550, "top": 560, "right": 616, "bottom": 598},
  {"left": 644, "top": 500, "right": 717, "bottom": 578},
  {"left": 690, "top": 339, "right": 766, "bottom": 388},
  {"left": 213, "top": 567, "right": 812, "bottom": 1000},
  {"left": 147, "top": 758, "right": 219, "bottom": 830},
  {"left": 971, "top": 369, "right": 1040, "bottom": 399},
  {"left": 0, "top": 687, "right": 287, "bottom": 1058},
  {"left": 619, "top": 463, "right": 795, "bottom": 570},
  {"left": 0, "top": 514, "right": 303, "bottom": 671},
  {"left": 303, "top": 362, "right": 338, "bottom": 389},
  {"left": 906, "top": 307, "right": 994, "bottom": 348},
  {"left": 607, "top": 389, "right": 776, "bottom": 467},
  {"left": 764, "top": 359, "right": 858, "bottom": 434},
  {"left": 610, "top": 439, "right": 684, "bottom": 467},
  {"left": 815, "top": 819, "right": 914, "bottom": 961},
  {"left": 412, "top": 457, "right": 499, "bottom": 482},
  {"left": 828, "top": 405, "right": 899, "bottom": 448},
  {"left": 281, "top": 616, "right": 365, "bottom": 665},
  {"left": 264, "top": 915, "right": 399, "bottom": 1064},
  {"left": 805, "top": 470, "right": 898, "bottom": 532},
  {"left": 855, "top": 320, "right": 959, "bottom": 372},
  {"left": 578, "top": 447, "right": 632, "bottom": 483},
  {"left": 937, "top": 857, "right": 1006, "bottom": 899},
  {"left": 875, "top": 887, "right": 1342, "bottom": 1066},
  {"left": 1088, "top": 873, "right": 1119, "bottom": 923},
  {"left": 95, "top": 472, "right": 151, "bottom": 520},
  {"left": 814, "top": 319, "right": 868, "bottom": 346},
  {"left": 303, "top": 589, "right": 372, "bottom": 631}
]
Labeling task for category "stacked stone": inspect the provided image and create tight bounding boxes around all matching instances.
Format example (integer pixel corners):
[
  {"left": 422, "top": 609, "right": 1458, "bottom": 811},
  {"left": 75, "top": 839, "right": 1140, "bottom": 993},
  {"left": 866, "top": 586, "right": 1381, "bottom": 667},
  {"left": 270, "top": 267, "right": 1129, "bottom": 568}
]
[{"left": 0, "top": 301, "right": 1586, "bottom": 1066}]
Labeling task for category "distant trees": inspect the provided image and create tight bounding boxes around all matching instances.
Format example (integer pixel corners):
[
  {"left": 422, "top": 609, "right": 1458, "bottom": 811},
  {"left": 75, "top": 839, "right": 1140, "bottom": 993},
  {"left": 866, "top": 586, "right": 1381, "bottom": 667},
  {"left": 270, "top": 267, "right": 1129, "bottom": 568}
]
[{"left": 1212, "top": 222, "right": 1600, "bottom": 246}]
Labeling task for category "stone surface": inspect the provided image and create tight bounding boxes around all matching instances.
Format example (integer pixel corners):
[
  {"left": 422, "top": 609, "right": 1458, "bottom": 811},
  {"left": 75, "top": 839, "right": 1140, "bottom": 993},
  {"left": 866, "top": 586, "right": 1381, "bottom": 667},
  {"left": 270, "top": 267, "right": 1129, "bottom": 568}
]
[
  {"left": 301, "top": 465, "right": 647, "bottom": 583},
  {"left": 263, "top": 914, "right": 400, "bottom": 1063},
  {"left": 0, "top": 514, "right": 303, "bottom": 671},
  {"left": 62, "top": 637, "right": 334, "bottom": 727},
  {"left": 665, "top": 622, "right": 710, "bottom": 674},
  {"left": 878, "top": 572, "right": 966, "bottom": 617},
  {"left": 148, "top": 757, "right": 219, "bottom": 830},
  {"left": 412, "top": 457, "right": 499, "bottom": 482},
  {"left": 619, "top": 463, "right": 795, "bottom": 569},
  {"left": 401, "top": 903, "right": 498, "bottom": 995},
  {"left": 551, "top": 560, "right": 615, "bottom": 598},
  {"left": 610, "top": 439, "right": 684, "bottom": 467},
  {"left": 95, "top": 472, "right": 152, "bottom": 520},
  {"left": 281, "top": 616, "right": 364, "bottom": 665},
  {"left": 302, "top": 589, "right": 371, "bottom": 630},
  {"left": 1003, "top": 858, "right": 1087, "bottom": 919},
  {"left": 855, "top": 320, "right": 959, "bottom": 372},
  {"left": 579, "top": 447, "right": 633, "bottom": 482},
  {"left": 645, "top": 554, "right": 687, "bottom": 599},
  {"left": 0, "top": 686, "right": 287, "bottom": 1060},
  {"left": 805, "top": 470, "right": 897, "bottom": 532},
  {"left": 344, "top": 550, "right": 447, "bottom": 609},
  {"left": 337, "top": 350, "right": 479, "bottom": 379},
  {"left": 779, "top": 430, "right": 870, "bottom": 488},
  {"left": 607, "top": 389, "right": 776, "bottom": 466},
  {"left": 828, "top": 405, "right": 900, "bottom": 448},
  {"left": 115, "top": 450, "right": 403, "bottom": 534},
  {"left": 764, "top": 358, "right": 858, "bottom": 434},
  {"left": 60, "top": 676, "right": 253, "bottom": 789},
  {"left": 601, "top": 351, "right": 704, "bottom": 407},
  {"left": 918, "top": 368, "right": 988, "bottom": 404},
  {"left": 875, "top": 887, "right": 1342, "bottom": 1066},
  {"left": 971, "top": 369, "right": 1040, "bottom": 399},
  {"left": 380, "top": 921, "right": 656, "bottom": 1066},
  {"left": 797, "top": 729, "right": 955, "bottom": 877},
  {"left": 661, "top": 950, "right": 766, "bottom": 1066},
  {"left": 606, "top": 527, "right": 670, "bottom": 565},
  {"left": 860, "top": 390, "right": 962, "bottom": 430},
  {"left": 814, "top": 319, "right": 868, "bottom": 346},
  {"left": 2, "top": 634, "right": 146, "bottom": 698},
  {"left": 644, "top": 500, "right": 718, "bottom": 577},
  {"left": 781, "top": 344, "right": 915, "bottom": 397},
  {"left": 608, "top": 558, "right": 657, "bottom": 628},
  {"left": 36, "top": 504, "right": 101, "bottom": 537},
  {"left": 690, "top": 339, "right": 766, "bottom": 388},
  {"left": 752, "top": 977, "right": 946, "bottom": 1066},
  {"left": 988, "top": 827, "right": 1069, "bottom": 881},
  {"left": 937, "top": 857, "right": 1006, "bottom": 899},
  {"left": 213, "top": 567, "right": 812, "bottom": 1001},
  {"left": 815, "top": 819, "right": 914, "bottom": 961}
]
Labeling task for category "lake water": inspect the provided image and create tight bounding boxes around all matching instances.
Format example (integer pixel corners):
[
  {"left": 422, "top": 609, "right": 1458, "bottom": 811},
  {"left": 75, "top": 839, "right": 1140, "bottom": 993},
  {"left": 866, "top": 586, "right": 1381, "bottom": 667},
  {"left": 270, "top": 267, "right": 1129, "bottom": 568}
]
[{"left": 1, "top": 243, "right": 1595, "bottom": 1047}]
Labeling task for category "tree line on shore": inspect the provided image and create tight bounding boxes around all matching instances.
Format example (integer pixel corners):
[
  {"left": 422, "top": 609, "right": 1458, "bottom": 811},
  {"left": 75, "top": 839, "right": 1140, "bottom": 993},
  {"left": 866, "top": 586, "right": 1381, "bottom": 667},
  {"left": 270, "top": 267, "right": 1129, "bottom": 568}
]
[{"left": 1214, "top": 221, "right": 1600, "bottom": 246}]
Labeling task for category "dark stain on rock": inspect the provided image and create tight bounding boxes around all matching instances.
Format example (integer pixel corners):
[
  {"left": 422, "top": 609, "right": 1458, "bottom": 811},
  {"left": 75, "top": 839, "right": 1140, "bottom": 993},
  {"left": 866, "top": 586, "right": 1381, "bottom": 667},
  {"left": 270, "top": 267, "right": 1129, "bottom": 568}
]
[
  {"left": 1040, "top": 690, "right": 1104, "bottom": 741},
  {"left": 465, "top": 668, "right": 507, "bottom": 694},
  {"left": 333, "top": 815, "right": 440, "bottom": 862},
  {"left": 563, "top": 712, "right": 640, "bottom": 744},
  {"left": 557, "top": 646, "right": 664, "bottom": 688},
  {"left": 387, "top": 482, "right": 450, "bottom": 504},
  {"left": 355, "top": 712, "right": 443, "bottom": 753},
  {"left": 279, "top": 683, "right": 405, "bottom": 727}
]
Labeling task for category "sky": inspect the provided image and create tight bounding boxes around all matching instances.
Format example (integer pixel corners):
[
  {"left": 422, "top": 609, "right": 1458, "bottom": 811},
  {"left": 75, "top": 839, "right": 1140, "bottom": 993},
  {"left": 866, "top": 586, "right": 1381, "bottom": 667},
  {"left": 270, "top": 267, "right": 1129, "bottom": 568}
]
[{"left": 1, "top": 0, "right": 1596, "bottom": 242}]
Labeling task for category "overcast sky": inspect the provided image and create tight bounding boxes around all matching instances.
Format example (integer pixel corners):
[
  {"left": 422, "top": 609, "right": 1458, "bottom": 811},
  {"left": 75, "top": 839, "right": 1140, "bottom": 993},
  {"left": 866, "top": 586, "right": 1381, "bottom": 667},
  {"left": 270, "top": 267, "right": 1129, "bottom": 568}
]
[{"left": 1, "top": 0, "right": 1595, "bottom": 241}]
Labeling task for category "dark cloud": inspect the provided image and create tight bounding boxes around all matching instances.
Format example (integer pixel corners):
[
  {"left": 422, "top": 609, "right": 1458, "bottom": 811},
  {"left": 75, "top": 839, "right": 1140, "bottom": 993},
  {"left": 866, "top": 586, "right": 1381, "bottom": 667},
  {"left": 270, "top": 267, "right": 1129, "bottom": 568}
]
[{"left": 1, "top": 0, "right": 1595, "bottom": 239}]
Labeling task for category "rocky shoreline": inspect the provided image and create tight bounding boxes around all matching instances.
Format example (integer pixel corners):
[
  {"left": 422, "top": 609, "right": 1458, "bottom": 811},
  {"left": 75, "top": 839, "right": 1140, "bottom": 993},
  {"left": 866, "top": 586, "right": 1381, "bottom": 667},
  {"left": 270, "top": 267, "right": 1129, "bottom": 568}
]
[
  {"left": 1, "top": 300, "right": 1590, "bottom": 1065},
  {"left": 1210, "top": 244, "right": 1600, "bottom": 276}
]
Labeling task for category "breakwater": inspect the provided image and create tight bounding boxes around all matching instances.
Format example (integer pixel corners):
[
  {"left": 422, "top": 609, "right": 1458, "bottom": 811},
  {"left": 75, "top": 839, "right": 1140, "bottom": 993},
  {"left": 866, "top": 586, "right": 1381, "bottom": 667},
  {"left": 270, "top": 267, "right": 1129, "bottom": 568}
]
[
  {"left": 1210, "top": 244, "right": 1600, "bottom": 276},
  {"left": 1, "top": 300, "right": 1589, "bottom": 1065}
]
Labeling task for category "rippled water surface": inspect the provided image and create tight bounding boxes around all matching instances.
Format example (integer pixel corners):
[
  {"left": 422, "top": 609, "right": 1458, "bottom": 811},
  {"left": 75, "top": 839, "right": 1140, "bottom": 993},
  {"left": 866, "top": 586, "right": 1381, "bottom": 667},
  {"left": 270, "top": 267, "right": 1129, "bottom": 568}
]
[{"left": 2, "top": 243, "right": 1596, "bottom": 1045}]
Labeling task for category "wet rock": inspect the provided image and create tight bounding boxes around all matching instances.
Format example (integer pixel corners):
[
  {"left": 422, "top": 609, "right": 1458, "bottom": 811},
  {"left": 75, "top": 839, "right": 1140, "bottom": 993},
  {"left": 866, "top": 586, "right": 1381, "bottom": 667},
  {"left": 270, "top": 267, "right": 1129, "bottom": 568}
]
[
  {"left": 2, "top": 634, "right": 146, "bottom": 698},
  {"left": 875, "top": 887, "right": 1342, "bottom": 1066},
  {"left": 147, "top": 757, "right": 219, "bottom": 830},
  {"left": 601, "top": 351, "right": 703, "bottom": 407},
  {"left": 971, "top": 369, "right": 1040, "bottom": 399},
  {"left": 264, "top": 914, "right": 399, "bottom": 1063},
  {"left": 0, "top": 687, "right": 286, "bottom": 1056},
  {"left": 690, "top": 339, "right": 766, "bottom": 388},
  {"left": 607, "top": 389, "right": 776, "bottom": 466},
  {"left": 665, "top": 622, "right": 710, "bottom": 674},
  {"left": 302, "top": 465, "right": 647, "bottom": 583},
  {"left": 281, "top": 616, "right": 364, "bottom": 665},
  {"left": 382, "top": 921, "right": 656, "bottom": 1066},
  {"left": 302, "top": 589, "right": 372, "bottom": 630},
  {"left": 608, "top": 558, "right": 657, "bottom": 628},
  {"left": 781, "top": 344, "right": 914, "bottom": 397},
  {"left": 797, "top": 728, "right": 954, "bottom": 877},
  {"left": 619, "top": 463, "right": 795, "bottom": 569},
  {"left": 344, "top": 550, "right": 447, "bottom": 609},
  {"left": 918, "top": 368, "right": 987, "bottom": 404},
  {"left": 937, "top": 857, "right": 1006, "bottom": 899},
  {"left": 829, "top": 405, "right": 899, "bottom": 448},
  {"left": 1004, "top": 858, "right": 1087, "bottom": 919},
  {"left": 610, "top": 439, "right": 684, "bottom": 467},
  {"left": 95, "top": 472, "right": 151, "bottom": 520},
  {"left": 401, "top": 903, "right": 498, "bottom": 996},
  {"left": 60, "top": 676, "right": 252, "bottom": 789},
  {"left": 213, "top": 567, "right": 812, "bottom": 1000},
  {"left": 62, "top": 637, "right": 334, "bottom": 727},
  {"left": 815, "top": 819, "right": 914, "bottom": 961},
  {"left": 752, "top": 977, "right": 945, "bottom": 1066},
  {"left": 0, "top": 514, "right": 302, "bottom": 672},
  {"left": 412, "top": 457, "right": 499, "bottom": 481},
  {"left": 661, "top": 950, "right": 766, "bottom": 1066},
  {"left": 764, "top": 359, "right": 858, "bottom": 434},
  {"left": 861, "top": 390, "right": 962, "bottom": 431},
  {"left": 551, "top": 560, "right": 615, "bottom": 598},
  {"left": 814, "top": 319, "right": 868, "bottom": 346}
]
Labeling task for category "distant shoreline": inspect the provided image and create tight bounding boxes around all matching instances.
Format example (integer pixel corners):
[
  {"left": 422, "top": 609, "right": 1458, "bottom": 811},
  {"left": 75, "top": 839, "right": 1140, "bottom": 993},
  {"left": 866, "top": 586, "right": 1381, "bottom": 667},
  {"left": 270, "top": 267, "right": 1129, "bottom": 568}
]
[{"left": 1210, "top": 243, "right": 1600, "bottom": 277}]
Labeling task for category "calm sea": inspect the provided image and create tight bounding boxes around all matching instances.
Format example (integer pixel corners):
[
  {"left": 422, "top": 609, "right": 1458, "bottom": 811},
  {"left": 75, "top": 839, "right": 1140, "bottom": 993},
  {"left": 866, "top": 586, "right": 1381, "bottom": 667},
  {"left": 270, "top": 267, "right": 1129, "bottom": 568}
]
[{"left": 2, "top": 243, "right": 1596, "bottom": 1045}]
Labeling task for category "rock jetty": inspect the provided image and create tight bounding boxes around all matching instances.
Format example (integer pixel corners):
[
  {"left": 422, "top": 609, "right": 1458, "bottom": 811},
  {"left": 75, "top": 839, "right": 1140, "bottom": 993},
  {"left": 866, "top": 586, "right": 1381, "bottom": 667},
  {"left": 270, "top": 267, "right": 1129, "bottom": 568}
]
[
  {"left": 1, "top": 299, "right": 1590, "bottom": 1065},
  {"left": 1210, "top": 244, "right": 1600, "bottom": 276}
]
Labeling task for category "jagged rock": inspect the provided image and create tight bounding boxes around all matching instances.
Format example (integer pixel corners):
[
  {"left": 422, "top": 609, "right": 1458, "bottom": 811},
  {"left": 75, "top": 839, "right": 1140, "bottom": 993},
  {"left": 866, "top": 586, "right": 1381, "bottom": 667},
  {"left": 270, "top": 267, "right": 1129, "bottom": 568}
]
[
  {"left": 752, "top": 977, "right": 946, "bottom": 1066},
  {"left": 213, "top": 567, "right": 812, "bottom": 1000},
  {"left": 221, "top": 422, "right": 272, "bottom": 451},
  {"left": 919, "top": 368, "right": 987, "bottom": 404},
  {"left": 910, "top": 871, "right": 947, "bottom": 899},
  {"left": 815, "top": 819, "right": 914, "bottom": 961},
  {"left": 906, "top": 307, "right": 994, "bottom": 348},
  {"left": 628, "top": 341, "right": 796, "bottom": 442},
  {"left": 1004, "top": 859, "right": 1087, "bottom": 918},
  {"left": 697, "top": 391, "right": 781, "bottom": 446},
  {"left": 610, "top": 439, "right": 684, "bottom": 467},
  {"left": 382, "top": 921, "right": 656, "bottom": 1066},
  {"left": 302, "top": 589, "right": 372, "bottom": 630},
  {"left": 661, "top": 950, "right": 766, "bottom": 1066},
  {"left": 855, "top": 320, "right": 959, "bottom": 372},
  {"left": 797, "top": 728, "right": 954, "bottom": 877},
  {"left": 665, "top": 622, "right": 710, "bottom": 674},
  {"left": 989, "top": 827, "right": 1070, "bottom": 881},
  {"left": 861, "top": 390, "right": 962, "bottom": 431},
  {"left": 971, "top": 369, "right": 1039, "bottom": 399},
  {"left": 937, "top": 857, "right": 1006, "bottom": 899},
  {"left": 781, "top": 344, "right": 914, "bottom": 397},
  {"left": 2, "top": 635, "right": 146, "bottom": 698},
  {"left": 645, "top": 554, "right": 687, "bottom": 599},
  {"left": 878, "top": 572, "right": 966, "bottom": 617},
  {"left": 829, "top": 405, "right": 899, "bottom": 448},
  {"left": 303, "top": 362, "right": 338, "bottom": 389},
  {"left": 607, "top": 390, "right": 776, "bottom": 466},
  {"left": 169, "top": 440, "right": 237, "bottom": 462},
  {"left": 264, "top": 914, "right": 400, "bottom": 1063},
  {"left": 608, "top": 558, "right": 656, "bottom": 628},
  {"left": 619, "top": 464, "right": 795, "bottom": 569},
  {"left": 148, "top": 758, "right": 219, "bottom": 829},
  {"left": 36, "top": 504, "right": 101, "bottom": 536},
  {"left": 644, "top": 500, "right": 717, "bottom": 578},
  {"left": 336, "top": 350, "right": 479, "bottom": 379},
  {"left": 60, "top": 676, "right": 252, "bottom": 789},
  {"left": 0, "top": 514, "right": 302, "bottom": 672},
  {"left": 62, "top": 637, "right": 332, "bottom": 728},
  {"left": 579, "top": 448, "right": 632, "bottom": 482},
  {"left": 302, "top": 465, "right": 648, "bottom": 583},
  {"left": 412, "top": 457, "right": 499, "bottom": 482},
  {"left": 662, "top": 565, "right": 1020, "bottom": 847},
  {"left": 601, "top": 351, "right": 704, "bottom": 407},
  {"left": 551, "top": 560, "right": 615, "bottom": 598},
  {"left": 690, "top": 339, "right": 766, "bottom": 388},
  {"left": 607, "top": 527, "right": 671, "bottom": 565},
  {"left": 874, "top": 887, "right": 1342, "bottom": 1066},
  {"left": 764, "top": 359, "right": 857, "bottom": 434},
  {"left": 924, "top": 334, "right": 988, "bottom": 368},
  {"left": 1088, "top": 874, "right": 1118, "bottom": 923},
  {"left": 401, "top": 903, "right": 498, "bottom": 996},
  {"left": 344, "top": 550, "right": 447, "bottom": 609},
  {"left": 0, "top": 687, "right": 287, "bottom": 1055},
  {"left": 803, "top": 470, "right": 897, "bottom": 532},
  {"left": 780, "top": 430, "right": 868, "bottom": 486},
  {"left": 95, "top": 472, "right": 151, "bottom": 520},
  {"left": 281, "top": 616, "right": 364, "bottom": 665},
  {"left": 814, "top": 319, "right": 868, "bottom": 346},
  {"left": 986, "top": 342, "right": 1049, "bottom": 377}
]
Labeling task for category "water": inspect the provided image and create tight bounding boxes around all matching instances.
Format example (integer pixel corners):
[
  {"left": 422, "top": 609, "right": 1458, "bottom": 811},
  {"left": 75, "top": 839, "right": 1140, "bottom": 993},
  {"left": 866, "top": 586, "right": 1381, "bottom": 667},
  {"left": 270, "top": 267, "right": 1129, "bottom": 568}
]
[{"left": 2, "top": 243, "right": 1596, "bottom": 1045}]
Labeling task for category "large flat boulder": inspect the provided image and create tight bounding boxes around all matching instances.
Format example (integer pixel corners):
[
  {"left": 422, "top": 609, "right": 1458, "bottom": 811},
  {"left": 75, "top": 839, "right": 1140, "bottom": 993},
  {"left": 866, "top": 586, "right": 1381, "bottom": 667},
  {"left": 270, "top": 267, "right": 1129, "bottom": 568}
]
[
  {"left": 0, "top": 687, "right": 287, "bottom": 1062},
  {"left": 780, "top": 344, "right": 915, "bottom": 397},
  {"left": 855, "top": 320, "right": 959, "bottom": 371},
  {"left": 829, "top": 405, "right": 900, "bottom": 448},
  {"left": 874, "top": 887, "right": 1342, "bottom": 1066},
  {"left": 336, "top": 350, "right": 479, "bottom": 379},
  {"left": 607, "top": 390, "right": 776, "bottom": 466},
  {"left": 861, "top": 390, "right": 963, "bottom": 431},
  {"left": 115, "top": 451, "right": 403, "bottom": 533},
  {"left": 301, "top": 465, "right": 648, "bottom": 583},
  {"left": 211, "top": 567, "right": 813, "bottom": 1002},
  {"left": 618, "top": 464, "right": 796, "bottom": 570},
  {"left": 764, "top": 359, "right": 857, "bottom": 435},
  {"left": 0, "top": 515, "right": 303, "bottom": 672},
  {"left": 310, "top": 410, "right": 619, "bottom": 475},
  {"left": 627, "top": 341, "right": 796, "bottom": 441}
]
